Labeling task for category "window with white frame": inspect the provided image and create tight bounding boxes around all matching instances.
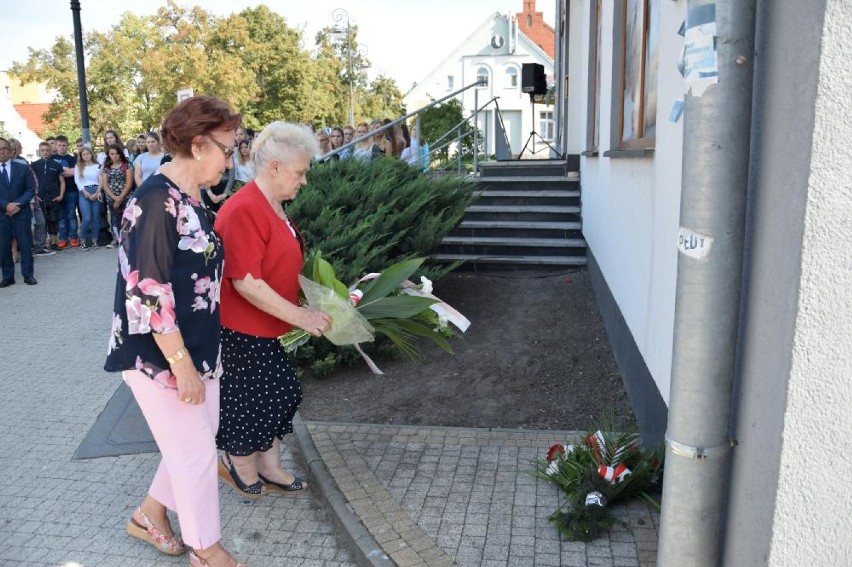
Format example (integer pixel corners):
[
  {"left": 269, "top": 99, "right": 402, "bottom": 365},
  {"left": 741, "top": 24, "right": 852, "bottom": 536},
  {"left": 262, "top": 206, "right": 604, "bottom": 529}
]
[
  {"left": 447, "top": 75, "right": 455, "bottom": 91},
  {"left": 505, "top": 66, "right": 518, "bottom": 88},
  {"left": 476, "top": 66, "right": 490, "bottom": 88},
  {"left": 539, "top": 111, "right": 555, "bottom": 141}
]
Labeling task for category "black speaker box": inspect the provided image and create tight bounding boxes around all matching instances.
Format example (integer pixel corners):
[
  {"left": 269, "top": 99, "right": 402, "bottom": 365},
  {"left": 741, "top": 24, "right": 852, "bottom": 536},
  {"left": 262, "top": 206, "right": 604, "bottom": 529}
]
[{"left": 521, "top": 63, "right": 547, "bottom": 95}]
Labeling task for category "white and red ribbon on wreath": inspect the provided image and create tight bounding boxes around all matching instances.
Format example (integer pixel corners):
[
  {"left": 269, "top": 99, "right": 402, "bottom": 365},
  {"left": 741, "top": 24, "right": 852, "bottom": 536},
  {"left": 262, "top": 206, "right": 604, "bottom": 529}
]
[{"left": 585, "top": 430, "right": 634, "bottom": 484}]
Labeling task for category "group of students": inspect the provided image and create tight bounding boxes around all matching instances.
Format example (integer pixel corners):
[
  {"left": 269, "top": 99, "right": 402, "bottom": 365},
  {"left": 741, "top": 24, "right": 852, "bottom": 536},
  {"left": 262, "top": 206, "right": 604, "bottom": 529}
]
[
  {"left": 15, "top": 131, "right": 169, "bottom": 257},
  {"left": 23, "top": 126, "right": 258, "bottom": 258},
  {"left": 312, "top": 119, "right": 430, "bottom": 170}
]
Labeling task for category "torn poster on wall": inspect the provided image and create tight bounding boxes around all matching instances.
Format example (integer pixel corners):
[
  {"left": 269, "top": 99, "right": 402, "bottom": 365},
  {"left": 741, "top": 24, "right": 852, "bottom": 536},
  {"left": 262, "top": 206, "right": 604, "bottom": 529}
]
[{"left": 680, "top": 3, "right": 718, "bottom": 97}]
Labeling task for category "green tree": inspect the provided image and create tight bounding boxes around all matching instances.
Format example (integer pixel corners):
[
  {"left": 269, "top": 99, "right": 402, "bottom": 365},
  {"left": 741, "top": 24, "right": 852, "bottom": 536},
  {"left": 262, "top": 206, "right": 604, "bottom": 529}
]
[
  {"left": 417, "top": 98, "right": 476, "bottom": 161},
  {"left": 9, "top": 2, "right": 404, "bottom": 139},
  {"left": 10, "top": 37, "right": 82, "bottom": 138},
  {"left": 218, "top": 5, "right": 335, "bottom": 128},
  {"left": 359, "top": 74, "right": 406, "bottom": 122},
  {"left": 314, "top": 24, "right": 371, "bottom": 126}
]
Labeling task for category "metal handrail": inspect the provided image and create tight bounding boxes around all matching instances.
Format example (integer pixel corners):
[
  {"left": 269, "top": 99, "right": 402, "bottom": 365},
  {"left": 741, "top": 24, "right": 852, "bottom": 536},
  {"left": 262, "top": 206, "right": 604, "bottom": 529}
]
[
  {"left": 424, "top": 97, "right": 503, "bottom": 174},
  {"left": 319, "top": 80, "right": 485, "bottom": 162}
]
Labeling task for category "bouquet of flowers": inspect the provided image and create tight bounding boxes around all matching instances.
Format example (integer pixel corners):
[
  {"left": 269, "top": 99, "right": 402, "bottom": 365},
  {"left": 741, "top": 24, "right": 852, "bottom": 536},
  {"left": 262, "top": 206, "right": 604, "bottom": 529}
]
[
  {"left": 532, "top": 418, "right": 663, "bottom": 541},
  {"left": 279, "top": 253, "right": 469, "bottom": 374}
]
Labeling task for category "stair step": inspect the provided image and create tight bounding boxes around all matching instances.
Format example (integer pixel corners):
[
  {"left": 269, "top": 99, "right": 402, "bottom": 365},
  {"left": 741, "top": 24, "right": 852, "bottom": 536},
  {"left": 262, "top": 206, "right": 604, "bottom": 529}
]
[
  {"left": 441, "top": 236, "right": 587, "bottom": 248},
  {"left": 474, "top": 189, "right": 580, "bottom": 198},
  {"left": 477, "top": 175, "right": 578, "bottom": 183},
  {"left": 466, "top": 205, "right": 580, "bottom": 214},
  {"left": 459, "top": 220, "right": 582, "bottom": 230},
  {"left": 430, "top": 253, "right": 588, "bottom": 266}
]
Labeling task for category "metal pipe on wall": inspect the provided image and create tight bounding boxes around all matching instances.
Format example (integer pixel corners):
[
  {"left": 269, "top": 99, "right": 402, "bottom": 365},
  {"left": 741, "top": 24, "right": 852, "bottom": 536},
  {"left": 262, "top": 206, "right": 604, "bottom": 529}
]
[{"left": 657, "top": 1, "right": 757, "bottom": 565}]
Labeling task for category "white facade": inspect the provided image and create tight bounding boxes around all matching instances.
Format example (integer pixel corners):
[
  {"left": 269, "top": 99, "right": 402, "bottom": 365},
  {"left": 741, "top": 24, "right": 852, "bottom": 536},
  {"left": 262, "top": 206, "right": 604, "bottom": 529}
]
[
  {"left": 565, "top": 0, "right": 684, "bottom": 405},
  {"left": 559, "top": 0, "right": 852, "bottom": 563},
  {"left": 403, "top": 13, "right": 554, "bottom": 158},
  {"left": 0, "top": 72, "right": 43, "bottom": 159}
]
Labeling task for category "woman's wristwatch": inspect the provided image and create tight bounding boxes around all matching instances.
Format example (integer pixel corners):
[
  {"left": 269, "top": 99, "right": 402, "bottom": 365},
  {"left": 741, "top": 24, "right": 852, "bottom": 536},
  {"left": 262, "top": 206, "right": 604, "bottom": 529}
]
[{"left": 166, "top": 346, "right": 188, "bottom": 365}]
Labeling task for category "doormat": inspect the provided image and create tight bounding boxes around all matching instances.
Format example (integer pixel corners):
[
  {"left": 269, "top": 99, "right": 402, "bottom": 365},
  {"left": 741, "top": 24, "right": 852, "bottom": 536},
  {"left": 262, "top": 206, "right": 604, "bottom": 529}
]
[{"left": 74, "top": 382, "right": 158, "bottom": 459}]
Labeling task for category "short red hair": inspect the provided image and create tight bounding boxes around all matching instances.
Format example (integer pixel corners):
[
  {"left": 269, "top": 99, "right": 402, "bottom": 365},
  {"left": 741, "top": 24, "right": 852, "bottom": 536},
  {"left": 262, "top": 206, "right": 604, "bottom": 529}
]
[{"left": 161, "top": 96, "right": 242, "bottom": 157}]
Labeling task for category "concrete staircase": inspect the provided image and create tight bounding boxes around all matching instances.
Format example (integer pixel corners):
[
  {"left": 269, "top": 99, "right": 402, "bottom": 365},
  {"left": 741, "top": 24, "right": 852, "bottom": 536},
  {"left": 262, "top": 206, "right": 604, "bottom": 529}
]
[{"left": 432, "top": 157, "right": 586, "bottom": 269}]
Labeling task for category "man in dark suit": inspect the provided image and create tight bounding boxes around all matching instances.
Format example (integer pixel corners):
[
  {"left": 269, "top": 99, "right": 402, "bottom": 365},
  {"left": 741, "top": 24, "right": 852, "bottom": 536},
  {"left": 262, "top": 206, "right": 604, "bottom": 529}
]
[{"left": 0, "top": 137, "right": 37, "bottom": 286}]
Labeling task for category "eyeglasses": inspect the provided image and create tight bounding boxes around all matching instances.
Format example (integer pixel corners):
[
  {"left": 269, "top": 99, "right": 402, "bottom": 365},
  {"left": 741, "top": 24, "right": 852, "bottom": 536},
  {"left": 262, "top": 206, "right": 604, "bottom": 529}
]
[{"left": 206, "top": 136, "right": 235, "bottom": 158}]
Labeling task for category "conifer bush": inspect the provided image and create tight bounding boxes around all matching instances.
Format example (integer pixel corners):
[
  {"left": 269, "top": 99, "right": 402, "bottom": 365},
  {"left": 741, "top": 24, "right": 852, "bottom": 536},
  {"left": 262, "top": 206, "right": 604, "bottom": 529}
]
[{"left": 284, "top": 157, "right": 475, "bottom": 375}]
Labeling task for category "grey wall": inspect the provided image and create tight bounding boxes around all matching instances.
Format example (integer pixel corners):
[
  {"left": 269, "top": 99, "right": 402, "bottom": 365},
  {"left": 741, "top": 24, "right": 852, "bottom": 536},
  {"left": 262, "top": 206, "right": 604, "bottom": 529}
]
[{"left": 721, "top": 1, "right": 827, "bottom": 564}]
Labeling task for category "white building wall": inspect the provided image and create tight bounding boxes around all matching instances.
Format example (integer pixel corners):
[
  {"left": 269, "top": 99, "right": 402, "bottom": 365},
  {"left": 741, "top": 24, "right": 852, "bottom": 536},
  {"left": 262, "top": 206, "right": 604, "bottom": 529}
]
[
  {"left": 767, "top": 0, "right": 852, "bottom": 562},
  {"left": 570, "top": 0, "right": 685, "bottom": 403},
  {"left": 0, "top": 72, "right": 42, "bottom": 159},
  {"left": 403, "top": 14, "right": 553, "bottom": 158}
]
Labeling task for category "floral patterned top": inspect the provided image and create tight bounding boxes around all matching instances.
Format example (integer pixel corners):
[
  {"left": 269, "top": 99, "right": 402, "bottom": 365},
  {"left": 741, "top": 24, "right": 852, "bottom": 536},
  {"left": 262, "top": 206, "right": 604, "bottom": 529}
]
[{"left": 104, "top": 173, "right": 224, "bottom": 388}]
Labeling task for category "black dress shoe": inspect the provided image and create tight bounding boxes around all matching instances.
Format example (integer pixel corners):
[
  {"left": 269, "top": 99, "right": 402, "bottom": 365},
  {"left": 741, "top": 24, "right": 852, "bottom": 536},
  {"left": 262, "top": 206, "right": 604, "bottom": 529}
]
[
  {"left": 0, "top": 279, "right": 14, "bottom": 288},
  {"left": 24, "top": 277, "right": 37, "bottom": 286}
]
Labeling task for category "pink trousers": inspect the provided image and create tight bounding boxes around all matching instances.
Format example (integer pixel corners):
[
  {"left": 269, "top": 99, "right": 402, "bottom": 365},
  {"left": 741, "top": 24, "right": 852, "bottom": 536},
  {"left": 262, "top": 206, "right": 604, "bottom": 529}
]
[{"left": 123, "top": 369, "right": 221, "bottom": 549}]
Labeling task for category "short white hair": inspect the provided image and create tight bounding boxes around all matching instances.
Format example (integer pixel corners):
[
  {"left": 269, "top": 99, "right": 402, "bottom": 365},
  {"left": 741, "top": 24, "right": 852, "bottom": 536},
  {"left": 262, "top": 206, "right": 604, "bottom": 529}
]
[{"left": 251, "top": 122, "right": 318, "bottom": 169}]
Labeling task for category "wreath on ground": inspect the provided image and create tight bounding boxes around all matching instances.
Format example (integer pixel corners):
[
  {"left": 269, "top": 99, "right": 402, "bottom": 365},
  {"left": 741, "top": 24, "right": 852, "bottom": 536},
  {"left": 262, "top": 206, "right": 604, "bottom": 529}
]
[{"left": 532, "top": 418, "right": 664, "bottom": 541}]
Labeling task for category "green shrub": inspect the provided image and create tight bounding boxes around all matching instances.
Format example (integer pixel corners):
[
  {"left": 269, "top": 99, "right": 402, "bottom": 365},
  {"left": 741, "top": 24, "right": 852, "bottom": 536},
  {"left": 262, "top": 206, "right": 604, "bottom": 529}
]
[{"left": 284, "top": 156, "right": 475, "bottom": 376}]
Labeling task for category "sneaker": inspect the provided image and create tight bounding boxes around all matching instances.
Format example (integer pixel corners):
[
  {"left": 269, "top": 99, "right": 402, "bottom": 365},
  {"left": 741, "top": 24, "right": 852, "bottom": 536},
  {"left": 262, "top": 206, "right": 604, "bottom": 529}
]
[
  {"left": 50, "top": 243, "right": 62, "bottom": 252},
  {"left": 80, "top": 241, "right": 89, "bottom": 250},
  {"left": 106, "top": 241, "right": 118, "bottom": 249},
  {"left": 88, "top": 239, "right": 99, "bottom": 250},
  {"left": 33, "top": 248, "right": 56, "bottom": 257},
  {"left": 69, "top": 238, "right": 80, "bottom": 248},
  {"left": 57, "top": 240, "right": 67, "bottom": 249}
]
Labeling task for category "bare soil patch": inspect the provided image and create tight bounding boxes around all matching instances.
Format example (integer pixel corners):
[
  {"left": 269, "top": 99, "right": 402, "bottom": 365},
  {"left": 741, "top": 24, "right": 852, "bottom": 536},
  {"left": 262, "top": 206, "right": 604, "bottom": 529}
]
[{"left": 299, "top": 269, "right": 633, "bottom": 430}]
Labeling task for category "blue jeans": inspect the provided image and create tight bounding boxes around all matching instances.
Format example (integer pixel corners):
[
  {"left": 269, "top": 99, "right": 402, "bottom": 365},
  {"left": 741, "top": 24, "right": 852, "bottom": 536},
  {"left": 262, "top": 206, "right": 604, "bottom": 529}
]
[
  {"left": 78, "top": 192, "right": 102, "bottom": 243},
  {"left": 58, "top": 191, "right": 79, "bottom": 242}
]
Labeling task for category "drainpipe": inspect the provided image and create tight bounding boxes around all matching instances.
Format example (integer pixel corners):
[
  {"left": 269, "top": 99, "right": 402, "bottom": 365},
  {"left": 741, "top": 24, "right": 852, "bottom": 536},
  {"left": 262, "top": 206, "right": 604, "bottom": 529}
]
[{"left": 657, "top": 1, "right": 756, "bottom": 566}]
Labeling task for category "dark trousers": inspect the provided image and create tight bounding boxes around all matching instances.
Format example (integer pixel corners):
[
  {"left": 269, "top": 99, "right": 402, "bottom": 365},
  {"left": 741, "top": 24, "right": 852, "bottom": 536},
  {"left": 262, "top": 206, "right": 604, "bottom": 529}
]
[{"left": 0, "top": 213, "right": 34, "bottom": 280}]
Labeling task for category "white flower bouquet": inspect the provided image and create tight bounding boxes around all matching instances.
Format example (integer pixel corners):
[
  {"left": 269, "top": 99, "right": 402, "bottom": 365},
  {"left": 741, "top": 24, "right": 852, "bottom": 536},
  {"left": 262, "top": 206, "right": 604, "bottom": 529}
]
[{"left": 279, "top": 253, "right": 469, "bottom": 374}]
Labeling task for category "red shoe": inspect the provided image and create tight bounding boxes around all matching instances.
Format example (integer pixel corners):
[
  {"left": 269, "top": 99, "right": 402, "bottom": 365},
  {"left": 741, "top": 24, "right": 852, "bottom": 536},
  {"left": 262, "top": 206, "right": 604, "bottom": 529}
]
[
  {"left": 57, "top": 240, "right": 67, "bottom": 249},
  {"left": 69, "top": 238, "right": 80, "bottom": 248}
]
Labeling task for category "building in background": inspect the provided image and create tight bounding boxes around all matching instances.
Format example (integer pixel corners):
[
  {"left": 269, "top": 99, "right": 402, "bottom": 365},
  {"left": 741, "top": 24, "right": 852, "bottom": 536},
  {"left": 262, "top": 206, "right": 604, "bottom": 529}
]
[
  {"left": 403, "top": 0, "right": 555, "bottom": 158},
  {"left": 0, "top": 71, "right": 54, "bottom": 159}
]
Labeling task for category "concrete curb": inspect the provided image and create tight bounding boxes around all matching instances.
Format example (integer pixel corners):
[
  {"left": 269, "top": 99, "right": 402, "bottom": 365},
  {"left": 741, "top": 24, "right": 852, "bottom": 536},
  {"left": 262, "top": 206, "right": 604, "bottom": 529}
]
[{"left": 292, "top": 412, "right": 394, "bottom": 567}]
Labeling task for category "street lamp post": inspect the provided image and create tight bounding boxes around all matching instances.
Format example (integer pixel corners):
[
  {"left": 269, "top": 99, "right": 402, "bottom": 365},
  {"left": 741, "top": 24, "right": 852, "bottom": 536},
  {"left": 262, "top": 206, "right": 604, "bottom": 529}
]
[
  {"left": 331, "top": 8, "right": 368, "bottom": 127},
  {"left": 331, "top": 8, "right": 355, "bottom": 126},
  {"left": 69, "top": 0, "right": 91, "bottom": 145}
]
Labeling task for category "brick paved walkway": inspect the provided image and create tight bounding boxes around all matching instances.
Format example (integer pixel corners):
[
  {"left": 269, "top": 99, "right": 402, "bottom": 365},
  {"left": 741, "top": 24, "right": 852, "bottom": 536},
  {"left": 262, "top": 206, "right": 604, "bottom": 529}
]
[
  {"left": 0, "top": 247, "right": 660, "bottom": 567},
  {"left": 298, "top": 422, "right": 659, "bottom": 567},
  {"left": 0, "top": 249, "right": 354, "bottom": 567}
]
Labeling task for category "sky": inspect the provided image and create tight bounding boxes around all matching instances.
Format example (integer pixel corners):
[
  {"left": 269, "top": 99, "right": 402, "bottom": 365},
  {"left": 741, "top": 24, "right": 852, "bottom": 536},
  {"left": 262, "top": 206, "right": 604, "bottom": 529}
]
[{"left": 1, "top": 0, "right": 555, "bottom": 93}]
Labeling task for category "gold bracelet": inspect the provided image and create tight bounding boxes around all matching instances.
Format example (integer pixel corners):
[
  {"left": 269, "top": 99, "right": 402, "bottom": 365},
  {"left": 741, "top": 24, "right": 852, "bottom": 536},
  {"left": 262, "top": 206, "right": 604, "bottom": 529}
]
[{"left": 165, "top": 346, "right": 188, "bottom": 365}]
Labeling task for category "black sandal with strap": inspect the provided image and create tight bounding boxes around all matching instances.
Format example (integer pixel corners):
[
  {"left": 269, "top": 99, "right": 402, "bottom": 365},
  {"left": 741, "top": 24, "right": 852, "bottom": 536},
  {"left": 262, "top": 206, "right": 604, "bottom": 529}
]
[
  {"left": 217, "top": 452, "right": 266, "bottom": 500},
  {"left": 258, "top": 472, "right": 308, "bottom": 495}
]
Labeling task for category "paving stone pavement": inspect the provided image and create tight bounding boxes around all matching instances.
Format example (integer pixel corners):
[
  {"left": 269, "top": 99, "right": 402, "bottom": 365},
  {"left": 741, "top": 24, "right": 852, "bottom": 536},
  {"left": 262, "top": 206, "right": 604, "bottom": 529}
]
[
  {"left": 0, "top": 248, "right": 355, "bottom": 567},
  {"left": 1, "top": 247, "right": 661, "bottom": 567},
  {"left": 302, "top": 423, "right": 659, "bottom": 567}
]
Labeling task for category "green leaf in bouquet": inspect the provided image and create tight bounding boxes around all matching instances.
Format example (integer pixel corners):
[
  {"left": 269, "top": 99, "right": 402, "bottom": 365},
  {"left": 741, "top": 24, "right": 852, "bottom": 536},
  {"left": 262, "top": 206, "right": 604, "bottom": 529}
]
[
  {"left": 370, "top": 318, "right": 420, "bottom": 360},
  {"left": 333, "top": 280, "right": 349, "bottom": 300},
  {"left": 316, "top": 255, "right": 338, "bottom": 290},
  {"left": 359, "top": 257, "right": 425, "bottom": 305},
  {"left": 392, "top": 318, "right": 453, "bottom": 354},
  {"left": 357, "top": 295, "right": 438, "bottom": 320}
]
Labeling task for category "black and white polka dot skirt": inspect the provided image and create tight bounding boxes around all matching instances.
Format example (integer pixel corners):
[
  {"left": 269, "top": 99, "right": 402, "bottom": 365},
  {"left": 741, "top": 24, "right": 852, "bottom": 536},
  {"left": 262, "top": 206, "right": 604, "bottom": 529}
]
[{"left": 216, "top": 328, "right": 303, "bottom": 456}]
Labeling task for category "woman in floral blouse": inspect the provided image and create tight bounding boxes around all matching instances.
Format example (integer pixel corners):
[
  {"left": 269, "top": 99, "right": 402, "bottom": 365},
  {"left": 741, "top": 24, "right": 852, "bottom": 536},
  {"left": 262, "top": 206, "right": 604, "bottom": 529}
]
[{"left": 104, "top": 96, "right": 246, "bottom": 567}]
